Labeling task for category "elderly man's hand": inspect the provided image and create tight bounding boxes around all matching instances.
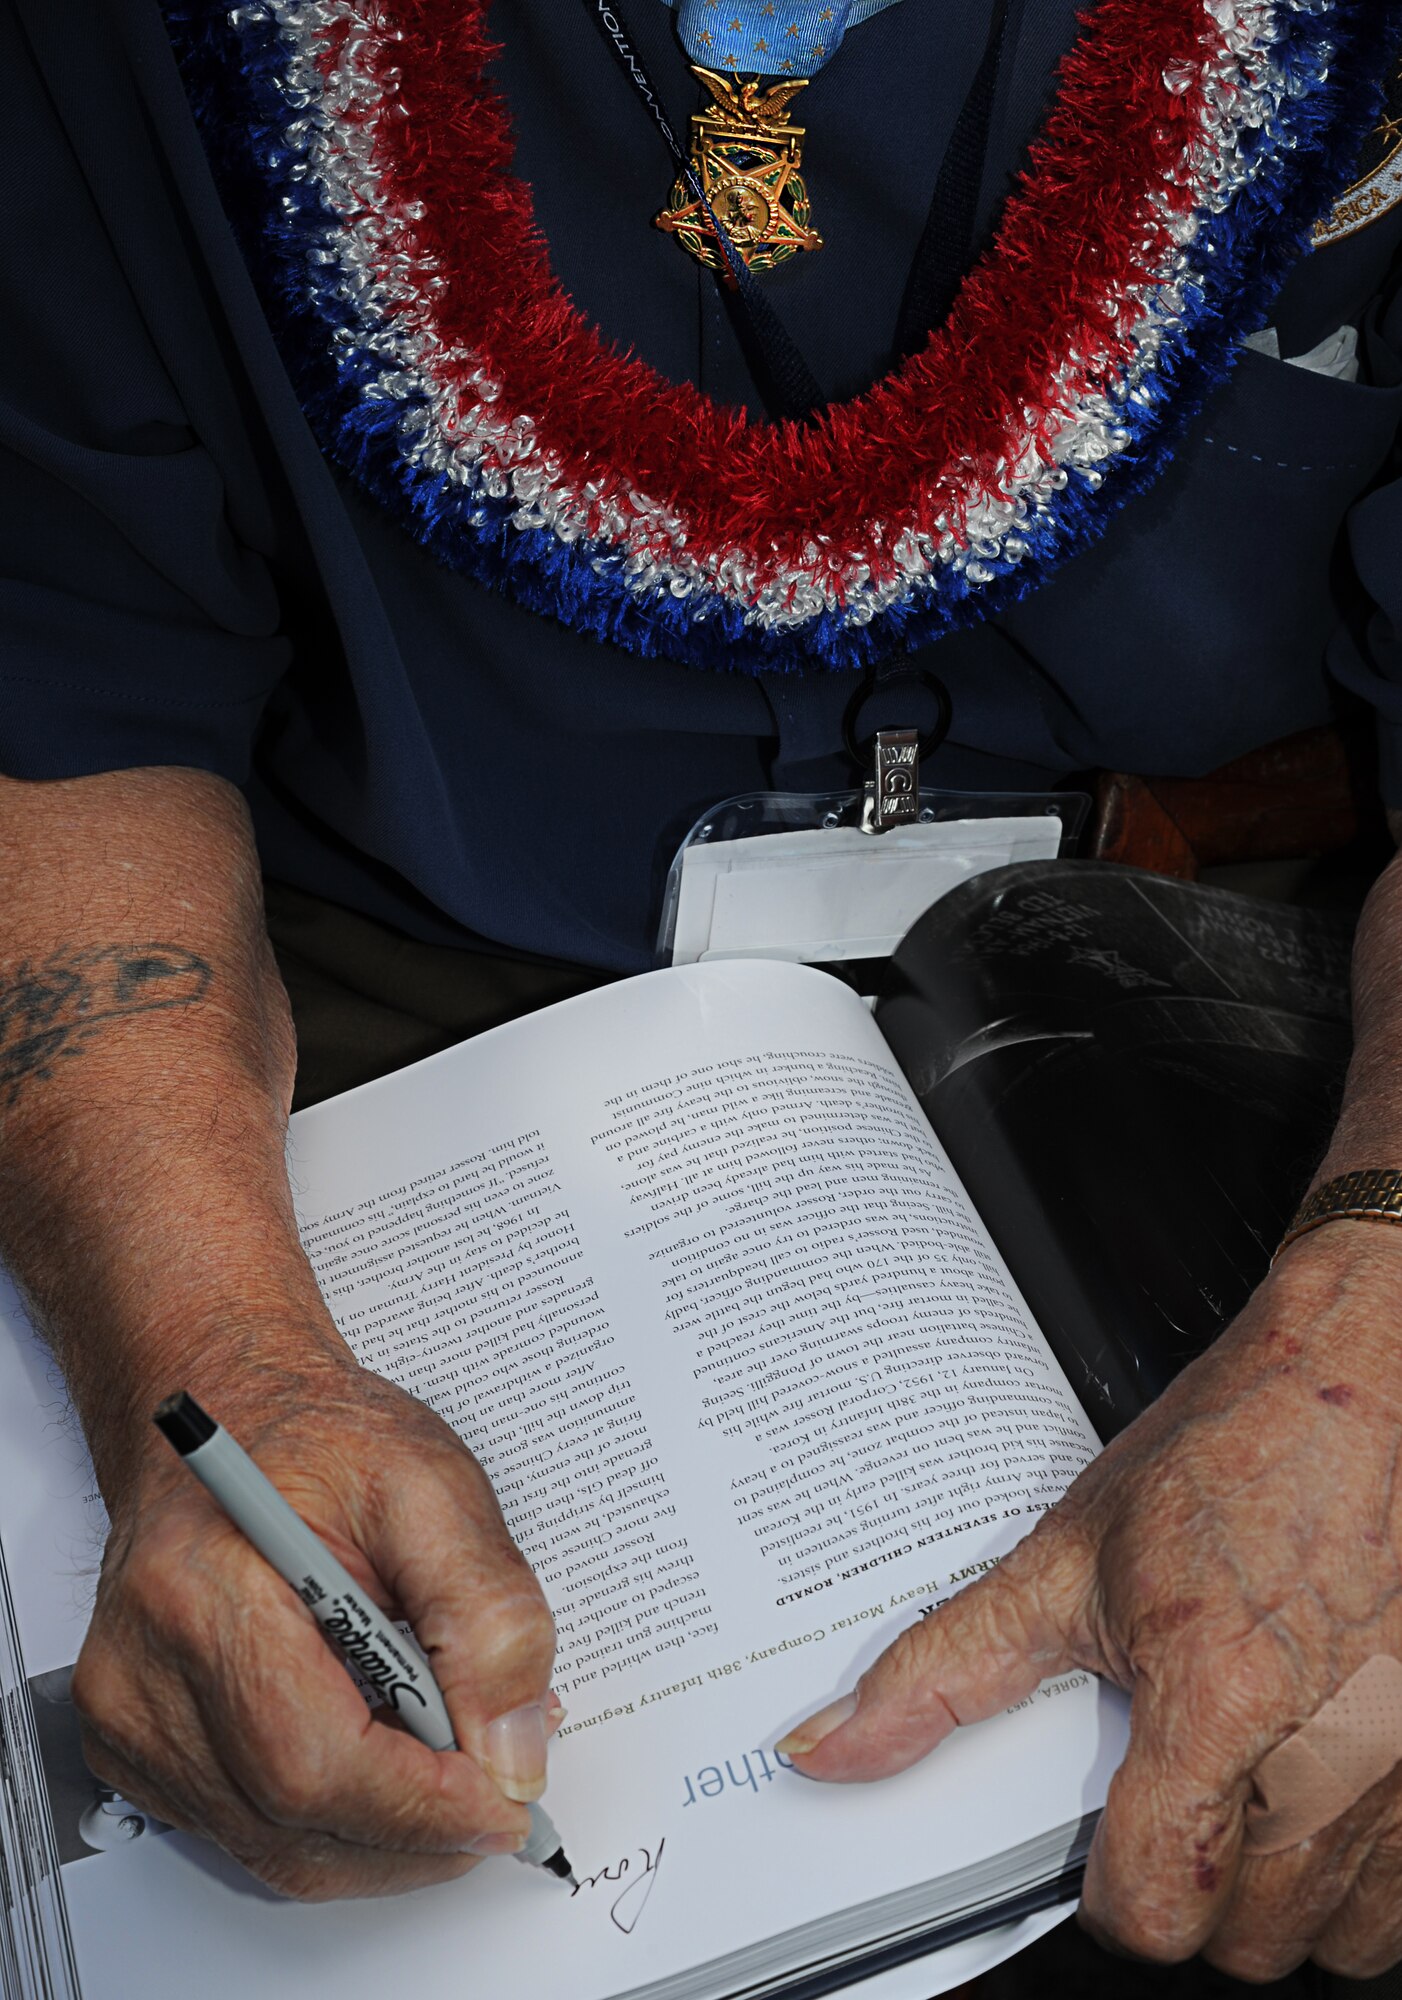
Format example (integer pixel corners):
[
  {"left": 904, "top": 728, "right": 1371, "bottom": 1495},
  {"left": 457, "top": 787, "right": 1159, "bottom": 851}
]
[
  {"left": 71, "top": 1354, "right": 559, "bottom": 1901},
  {"left": 779, "top": 1224, "right": 1402, "bottom": 1981}
]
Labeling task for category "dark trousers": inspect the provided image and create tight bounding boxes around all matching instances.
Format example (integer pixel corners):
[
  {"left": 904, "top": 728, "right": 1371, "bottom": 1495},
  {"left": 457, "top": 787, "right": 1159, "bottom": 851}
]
[{"left": 264, "top": 881, "right": 611, "bottom": 1111}]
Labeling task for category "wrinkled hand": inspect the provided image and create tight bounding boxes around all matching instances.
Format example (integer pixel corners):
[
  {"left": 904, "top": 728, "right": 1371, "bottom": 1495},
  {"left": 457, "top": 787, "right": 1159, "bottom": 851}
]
[
  {"left": 73, "top": 1356, "right": 559, "bottom": 1900},
  {"left": 779, "top": 1226, "right": 1402, "bottom": 1980}
]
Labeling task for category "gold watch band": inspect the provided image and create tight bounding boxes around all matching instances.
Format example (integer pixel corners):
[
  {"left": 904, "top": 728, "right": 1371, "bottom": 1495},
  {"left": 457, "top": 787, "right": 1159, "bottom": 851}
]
[{"left": 1276, "top": 1169, "right": 1402, "bottom": 1260}]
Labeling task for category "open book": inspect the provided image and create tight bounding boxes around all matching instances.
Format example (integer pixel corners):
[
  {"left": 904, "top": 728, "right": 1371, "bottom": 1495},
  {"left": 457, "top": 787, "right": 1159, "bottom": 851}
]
[
  {"left": 0, "top": 940, "right": 1130, "bottom": 2000},
  {"left": 1, "top": 862, "right": 1356, "bottom": 1999}
]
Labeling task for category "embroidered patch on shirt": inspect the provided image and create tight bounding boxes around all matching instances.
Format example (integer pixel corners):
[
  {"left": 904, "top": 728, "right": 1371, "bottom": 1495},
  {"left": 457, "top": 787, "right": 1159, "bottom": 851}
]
[{"left": 1314, "top": 54, "right": 1402, "bottom": 247}]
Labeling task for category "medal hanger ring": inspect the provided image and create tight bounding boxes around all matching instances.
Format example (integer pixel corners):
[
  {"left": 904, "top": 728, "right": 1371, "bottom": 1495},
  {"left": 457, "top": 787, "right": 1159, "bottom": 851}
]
[{"left": 841, "top": 665, "right": 953, "bottom": 771}]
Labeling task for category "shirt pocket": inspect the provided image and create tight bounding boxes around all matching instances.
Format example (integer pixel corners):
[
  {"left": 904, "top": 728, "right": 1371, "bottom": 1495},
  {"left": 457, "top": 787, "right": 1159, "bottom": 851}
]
[{"left": 999, "top": 336, "right": 1402, "bottom": 776}]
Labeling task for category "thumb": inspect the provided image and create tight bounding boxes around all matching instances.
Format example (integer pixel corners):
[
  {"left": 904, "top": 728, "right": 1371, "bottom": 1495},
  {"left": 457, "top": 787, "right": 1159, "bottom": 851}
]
[
  {"left": 777, "top": 1527, "right": 1094, "bottom": 1783},
  {"left": 369, "top": 1458, "right": 558, "bottom": 1805}
]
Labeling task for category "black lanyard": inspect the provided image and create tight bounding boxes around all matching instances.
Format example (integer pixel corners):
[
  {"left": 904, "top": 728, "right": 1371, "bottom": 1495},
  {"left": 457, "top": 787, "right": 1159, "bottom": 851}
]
[{"left": 582, "top": 0, "right": 1015, "bottom": 423}]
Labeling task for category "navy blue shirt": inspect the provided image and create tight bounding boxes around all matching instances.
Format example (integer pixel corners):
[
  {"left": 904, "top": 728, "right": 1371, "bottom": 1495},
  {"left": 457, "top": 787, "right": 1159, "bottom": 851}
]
[{"left": 3, "top": 0, "right": 1402, "bottom": 970}]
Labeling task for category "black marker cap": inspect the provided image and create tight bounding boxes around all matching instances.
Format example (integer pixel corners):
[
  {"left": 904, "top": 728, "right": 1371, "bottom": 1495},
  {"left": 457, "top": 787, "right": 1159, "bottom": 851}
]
[{"left": 152, "top": 1391, "right": 217, "bottom": 1456}]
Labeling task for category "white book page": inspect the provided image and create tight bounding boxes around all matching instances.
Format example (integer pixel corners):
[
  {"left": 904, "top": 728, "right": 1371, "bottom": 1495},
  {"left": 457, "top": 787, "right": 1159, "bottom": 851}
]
[
  {"left": 0, "top": 961, "right": 1127, "bottom": 2000},
  {"left": 0, "top": 1274, "right": 107, "bottom": 1675}
]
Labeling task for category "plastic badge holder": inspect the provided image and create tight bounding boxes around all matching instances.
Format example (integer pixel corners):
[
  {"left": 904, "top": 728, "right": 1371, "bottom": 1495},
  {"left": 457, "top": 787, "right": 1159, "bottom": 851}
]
[{"left": 659, "top": 787, "right": 1089, "bottom": 967}]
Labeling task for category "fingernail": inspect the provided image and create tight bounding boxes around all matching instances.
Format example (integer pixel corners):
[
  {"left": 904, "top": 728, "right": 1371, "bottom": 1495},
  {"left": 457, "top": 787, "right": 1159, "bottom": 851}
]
[
  {"left": 484, "top": 1703, "right": 548, "bottom": 1802},
  {"left": 776, "top": 1693, "right": 859, "bottom": 1758},
  {"left": 462, "top": 1829, "right": 528, "bottom": 1857}
]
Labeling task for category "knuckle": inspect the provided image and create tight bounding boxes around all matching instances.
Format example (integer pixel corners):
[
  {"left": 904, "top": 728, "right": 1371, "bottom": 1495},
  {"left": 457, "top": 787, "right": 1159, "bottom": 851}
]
[
  {"left": 255, "top": 1849, "right": 338, "bottom": 1904},
  {"left": 1203, "top": 1936, "right": 1309, "bottom": 1984},
  {"left": 470, "top": 1589, "right": 557, "bottom": 1680},
  {"left": 253, "top": 1745, "right": 336, "bottom": 1827},
  {"left": 443, "top": 1436, "right": 502, "bottom": 1506},
  {"left": 1313, "top": 1935, "right": 1402, "bottom": 1981},
  {"left": 108, "top": 1546, "right": 212, "bottom": 1660},
  {"left": 1019, "top": 1513, "right": 1095, "bottom": 1616},
  {"left": 855, "top": 1623, "right": 957, "bottom": 1747},
  {"left": 362, "top": 1793, "right": 436, "bottom": 1852},
  {"left": 254, "top": 1844, "right": 476, "bottom": 1903},
  {"left": 1084, "top": 1902, "right": 1200, "bottom": 1965},
  {"left": 69, "top": 1649, "right": 161, "bottom": 1774},
  {"left": 1017, "top": 1503, "right": 1076, "bottom": 1557},
  {"left": 69, "top": 1648, "right": 126, "bottom": 1735},
  {"left": 971, "top": 1578, "right": 1040, "bottom": 1658},
  {"left": 864, "top": 1618, "right": 939, "bottom": 1709},
  {"left": 880, "top": 1619, "right": 931, "bottom": 1683}
]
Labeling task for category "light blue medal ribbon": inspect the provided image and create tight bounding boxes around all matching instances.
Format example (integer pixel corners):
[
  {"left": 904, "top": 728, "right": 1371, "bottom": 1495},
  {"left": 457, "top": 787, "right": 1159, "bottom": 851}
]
[{"left": 663, "top": 0, "right": 907, "bottom": 77}]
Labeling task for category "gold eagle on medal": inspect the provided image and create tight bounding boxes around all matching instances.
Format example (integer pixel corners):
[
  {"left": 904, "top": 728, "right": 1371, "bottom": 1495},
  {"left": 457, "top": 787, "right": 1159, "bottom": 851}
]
[{"left": 655, "top": 66, "right": 824, "bottom": 279}]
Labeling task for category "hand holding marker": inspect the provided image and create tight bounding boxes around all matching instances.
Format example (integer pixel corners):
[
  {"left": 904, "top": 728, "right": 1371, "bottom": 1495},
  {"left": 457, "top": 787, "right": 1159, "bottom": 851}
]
[{"left": 153, "top": 1392, "right": 576, "bottom": 1884}]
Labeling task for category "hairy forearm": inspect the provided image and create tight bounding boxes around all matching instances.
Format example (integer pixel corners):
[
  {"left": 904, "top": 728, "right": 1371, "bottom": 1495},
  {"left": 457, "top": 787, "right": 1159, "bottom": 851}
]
[{"left": 0, "top": 768, "right": 346, "bottom": 1507}]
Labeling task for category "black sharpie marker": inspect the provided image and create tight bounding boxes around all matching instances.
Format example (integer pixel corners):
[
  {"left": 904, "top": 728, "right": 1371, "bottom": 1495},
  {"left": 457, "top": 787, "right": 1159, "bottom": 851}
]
[{"left": 154, "top": 1390, "right": 576, "bottom": 1885}]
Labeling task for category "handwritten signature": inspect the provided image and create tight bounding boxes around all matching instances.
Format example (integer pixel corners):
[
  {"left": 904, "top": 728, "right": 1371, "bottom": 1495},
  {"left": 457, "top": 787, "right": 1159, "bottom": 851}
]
[{"left": 571, "top": 1837, "right": 666, "bottom": 1935}]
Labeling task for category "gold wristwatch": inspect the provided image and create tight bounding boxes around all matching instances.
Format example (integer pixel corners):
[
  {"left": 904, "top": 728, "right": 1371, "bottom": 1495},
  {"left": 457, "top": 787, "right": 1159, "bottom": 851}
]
[{"left": 1275, "top": 1168, "right": 1402, "bottom": 1259}]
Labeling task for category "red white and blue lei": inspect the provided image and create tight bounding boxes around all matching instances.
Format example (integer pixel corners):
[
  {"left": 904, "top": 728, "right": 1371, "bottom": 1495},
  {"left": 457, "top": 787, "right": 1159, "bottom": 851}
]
[{"left": 169, "top": 0, "right": 1389, "bottom": 674}]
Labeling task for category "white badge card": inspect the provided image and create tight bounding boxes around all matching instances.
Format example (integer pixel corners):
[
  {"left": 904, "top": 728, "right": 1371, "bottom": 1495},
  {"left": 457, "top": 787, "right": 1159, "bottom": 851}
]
[{"left": 663, "top": 798, "right": 1078, "bottom": 967}]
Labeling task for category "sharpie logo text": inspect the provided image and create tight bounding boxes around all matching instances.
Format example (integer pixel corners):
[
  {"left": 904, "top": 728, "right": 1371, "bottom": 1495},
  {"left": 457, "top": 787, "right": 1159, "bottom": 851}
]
[{"left": 323, "top": 1606, "right": 429, "bottom": 1714}]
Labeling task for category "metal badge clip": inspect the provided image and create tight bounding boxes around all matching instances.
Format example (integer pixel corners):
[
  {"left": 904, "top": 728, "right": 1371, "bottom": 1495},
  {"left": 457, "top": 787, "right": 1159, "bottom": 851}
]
[
  {"left": 861, "top": 729, "right": 921, "bottom": 834},
  {"left": 843, "top": 666, "right": 953, "bottom": 836}
]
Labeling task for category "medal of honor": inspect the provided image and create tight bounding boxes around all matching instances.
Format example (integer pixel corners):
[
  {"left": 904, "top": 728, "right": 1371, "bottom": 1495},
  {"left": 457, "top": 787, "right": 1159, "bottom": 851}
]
[
  {"left": 187, "top": 0, "right": 1383, "bottom": 675},
  {"left": 655, "top": 67, "right": 823, "bottom": 278}
]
